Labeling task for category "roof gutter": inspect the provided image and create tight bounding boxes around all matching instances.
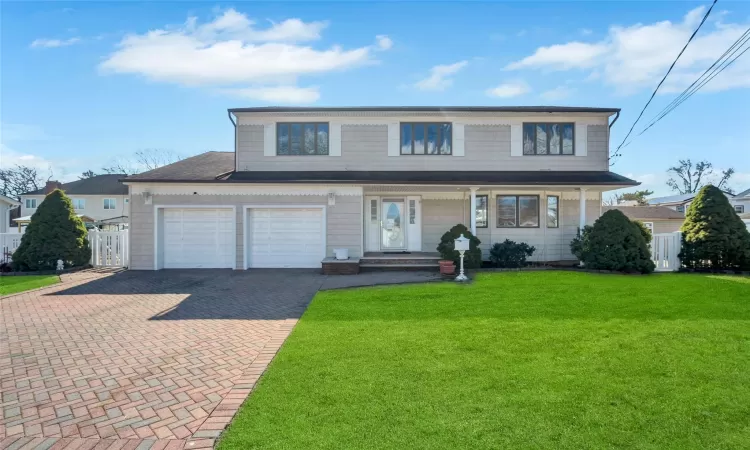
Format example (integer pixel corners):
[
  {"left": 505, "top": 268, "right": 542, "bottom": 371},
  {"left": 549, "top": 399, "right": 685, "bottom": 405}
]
[{"left": 608, "top": 110, "right": 620, "bottom": 129}]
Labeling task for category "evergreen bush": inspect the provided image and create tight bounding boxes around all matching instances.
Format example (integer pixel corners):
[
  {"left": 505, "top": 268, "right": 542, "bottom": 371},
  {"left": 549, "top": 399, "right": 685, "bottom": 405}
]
[
  {"left": 489, "top": 239, "right": 535, "bottom": 268},
  {"left": 436, "top": 224, "right": 482, "bottom": 269}
]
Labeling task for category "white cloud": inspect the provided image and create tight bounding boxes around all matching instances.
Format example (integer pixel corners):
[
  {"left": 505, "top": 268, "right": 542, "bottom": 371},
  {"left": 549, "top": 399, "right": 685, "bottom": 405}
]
[
  {"left": 506, "top": 7, "right": 750, "bottom": 94},
  {"left": 414, "top": 61, "right": 468, "bottom": 91},
  {"left": 540, "top": 86, "right": 574, "bottom": 101},
  {"left": 376, "top": 35, "right": 393, "bottom": 51},
  {"left": 580, "top": 28, "right": 593, "bottom": 36},
  {"left": 99, "top": 9, "right": 391, "bottom": 102},
  {"left": 30, "top": 37, "right": 81, "bottom": 48},
  {"left": 222, "top": 85, "right": 320, "bottom": 103},
  {"left": 485, "top": 80, "right": 531, "bottom": 98}
]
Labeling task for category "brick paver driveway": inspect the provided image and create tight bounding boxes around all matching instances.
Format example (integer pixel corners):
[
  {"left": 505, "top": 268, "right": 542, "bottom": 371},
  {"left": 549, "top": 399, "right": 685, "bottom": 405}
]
[{"left": 1, "top": 269, "right": 325, "bottom": 449}]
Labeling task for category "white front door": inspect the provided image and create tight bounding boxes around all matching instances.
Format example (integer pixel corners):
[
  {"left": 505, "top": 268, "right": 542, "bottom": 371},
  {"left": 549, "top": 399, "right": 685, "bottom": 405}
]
[
  {"left": 163, "top": 208, "right": 234, "bottom": 269},
  {"left": 247, "top": 208, "right": 324, "bottom": 268},
  {"left": 381, "top": 198, "right": 406, "bottom": 250}
]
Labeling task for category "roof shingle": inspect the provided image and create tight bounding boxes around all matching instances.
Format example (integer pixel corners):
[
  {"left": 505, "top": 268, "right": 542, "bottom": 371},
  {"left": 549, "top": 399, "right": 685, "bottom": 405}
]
[
  {"left": 604, "top": 206, "right": 685, "bottom": 220},
  {"left": 23, "top": 174, "right": 128, "bottom": 196}
]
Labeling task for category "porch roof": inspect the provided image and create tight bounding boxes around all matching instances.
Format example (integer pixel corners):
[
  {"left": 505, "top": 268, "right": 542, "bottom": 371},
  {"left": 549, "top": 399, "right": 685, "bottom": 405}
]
[{"left": 225, "top": 170, "right": 638, "bottom": 187}]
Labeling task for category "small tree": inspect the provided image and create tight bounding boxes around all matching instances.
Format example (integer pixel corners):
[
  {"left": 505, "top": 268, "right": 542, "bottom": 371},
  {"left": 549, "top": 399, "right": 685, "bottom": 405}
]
[
  {"left": 679, "top": 185, "right": 750, "bottom": 270},
  {"left": 436, "top": 224, "right": 482, "bottom": 269},
  {"left": 12, "top": 189, "right": 91, "bottom": 271},
  {"left": 571, "top": 210, "right": 655, "bottom": 274}
]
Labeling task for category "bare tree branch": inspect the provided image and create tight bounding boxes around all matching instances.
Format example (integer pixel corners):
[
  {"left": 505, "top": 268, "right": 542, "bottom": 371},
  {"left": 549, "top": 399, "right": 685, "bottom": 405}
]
[
  {"left": 102, "top": 149, "right": 181, "bottom": 175},
  {"left": 0, "top": 165, "right": 47, "bottom": 199},
  {"left": 666, "top": 159, "right": 734, "bottom": 194}
]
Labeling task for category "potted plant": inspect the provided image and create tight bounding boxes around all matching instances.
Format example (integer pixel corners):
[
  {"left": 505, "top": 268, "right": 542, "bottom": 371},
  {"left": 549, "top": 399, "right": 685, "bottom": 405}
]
[{"left": 439, "top": 259, "right": 456, "bottom": 275}]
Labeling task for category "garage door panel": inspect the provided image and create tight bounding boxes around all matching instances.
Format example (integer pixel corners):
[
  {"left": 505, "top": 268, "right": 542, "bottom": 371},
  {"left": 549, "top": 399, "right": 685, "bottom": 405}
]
[
  {"left": 247, "top": 208, "right": 324, "bottom": 268},
  {"left": 163, "top": 208, "right": 234, "bottom": 269}
]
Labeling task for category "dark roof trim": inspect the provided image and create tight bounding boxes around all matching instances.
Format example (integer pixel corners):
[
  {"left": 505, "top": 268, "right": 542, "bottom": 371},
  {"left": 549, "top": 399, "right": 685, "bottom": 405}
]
[
  {"left": 228, "top": 106, "right": 621, "bottom": 114},
  {"left": 125, "top": 170, "right": 639, "bottom": 186}
]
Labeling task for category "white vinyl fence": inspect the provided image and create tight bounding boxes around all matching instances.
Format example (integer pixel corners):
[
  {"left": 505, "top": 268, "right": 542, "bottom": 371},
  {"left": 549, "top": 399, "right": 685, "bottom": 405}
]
[
  {"left": 651, "top": 232, "right": 682, "bottom": 272},
  {"left": 0, "top": 230, "right": 129, "bottom": 268}
]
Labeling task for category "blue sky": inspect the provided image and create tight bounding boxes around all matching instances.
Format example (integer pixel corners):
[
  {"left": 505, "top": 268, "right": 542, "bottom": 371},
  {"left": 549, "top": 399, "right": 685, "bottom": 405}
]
[{"left": 1, "top": 1, "right": 749, "bottom": 196}]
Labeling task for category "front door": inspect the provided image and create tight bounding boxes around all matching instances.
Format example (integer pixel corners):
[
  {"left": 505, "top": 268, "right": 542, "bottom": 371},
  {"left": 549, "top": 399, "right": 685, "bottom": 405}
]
[{"left": 381, "top": 198, "right": 406, "bottom": 250}]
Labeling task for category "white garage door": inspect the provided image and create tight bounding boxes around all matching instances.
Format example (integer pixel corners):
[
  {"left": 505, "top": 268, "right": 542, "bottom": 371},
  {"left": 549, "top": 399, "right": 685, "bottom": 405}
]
[
  {"left": 247, "top": 208, "right": 324, "bottom": 268},
  {"left": 163, "top": 208, "right": 234, "bottom": 269}
]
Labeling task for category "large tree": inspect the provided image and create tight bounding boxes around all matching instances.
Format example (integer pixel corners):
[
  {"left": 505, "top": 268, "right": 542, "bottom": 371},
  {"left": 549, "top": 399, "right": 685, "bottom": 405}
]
[
  {"left": 12, "top": 189, "right": 91, "bottom": 271},
  {"left": 101, "top": 149, "right": 181, "bottom": 175},
  {"left": 0, "top": 165, "right": 50, "bottom": 199},
  {"left": 679, "top": 185, "right": 750, "bottom": 270},
  {"left": 666, "top": 159, "right": 734, "bottom": 194},
  {"left": 616, "top": 189, "right": 654, "bottom": 206}
]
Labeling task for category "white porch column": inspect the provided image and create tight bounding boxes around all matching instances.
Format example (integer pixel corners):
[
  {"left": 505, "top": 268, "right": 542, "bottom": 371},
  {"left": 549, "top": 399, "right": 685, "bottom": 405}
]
[
  {"left": 469, "top": 187, "right": 479, "bottom": 235},
  {"left": 579, "top": 188, "right": 587, "bottom": 230}
]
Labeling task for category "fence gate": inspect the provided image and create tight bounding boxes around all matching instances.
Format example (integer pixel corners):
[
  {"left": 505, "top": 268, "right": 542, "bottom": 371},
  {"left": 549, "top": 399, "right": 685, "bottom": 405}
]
[
  {"left": 651, "top": 232, "right": 681, "bottom": 272},
  {"left": 89, "top": 230, "right": 129, "bottom": 268}
]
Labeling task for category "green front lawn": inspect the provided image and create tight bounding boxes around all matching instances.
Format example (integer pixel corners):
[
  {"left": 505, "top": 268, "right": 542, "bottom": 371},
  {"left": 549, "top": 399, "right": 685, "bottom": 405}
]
[
  {"left": 219, "top": 272, "right": 750, "bottom": 449},
  {"left": 0, "top": 275, "right": 60, "bottom": 296}
]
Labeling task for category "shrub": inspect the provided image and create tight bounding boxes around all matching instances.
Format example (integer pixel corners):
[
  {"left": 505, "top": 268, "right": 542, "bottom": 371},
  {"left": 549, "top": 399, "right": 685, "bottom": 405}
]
[
  {"left": 570, "top": 225, "right": 592, "bottom": 261},
  {"left": 12, "top": 189, "right": 91, "bottom": 271},
  {"left": 436, "top": 224, "right": 482, "bottom": 269},
  {"left": 679, "top": 185, "right": 750, "bottom": 270},
  {"left": 489, "top": 240, "right": 535, "bottom": 268},
  {"left": 570, "top": 209, "right": 655, "bottom": 274},
  {"left": 633, "top": 221, "right": 653, "bottom": 245}
]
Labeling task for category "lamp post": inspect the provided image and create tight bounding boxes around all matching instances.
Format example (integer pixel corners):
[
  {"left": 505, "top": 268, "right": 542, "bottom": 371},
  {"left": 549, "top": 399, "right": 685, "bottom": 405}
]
[{"left": 454, "top": 234, "right": 469, "bottom": 282}]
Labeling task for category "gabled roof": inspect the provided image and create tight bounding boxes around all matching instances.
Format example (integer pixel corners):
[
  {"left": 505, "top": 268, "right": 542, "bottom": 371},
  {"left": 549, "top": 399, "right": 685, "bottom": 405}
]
[
  {"left": 648, "top": 190, "right": 736, "bottom": 205},
  {"left": 123, "top": 152, "right": 235, "bottom": 182},
  {"left": 22, "top": 174, "right": 128, "bottom": 196},
  {"left": 604, "top": 206, "right": 685, "bottom": 220},
  {"left": 735, "top": 187, "right": 750, "bottom": 198},
  {"left": 228, "top": 106, "right": 621, "bottom": 114}
]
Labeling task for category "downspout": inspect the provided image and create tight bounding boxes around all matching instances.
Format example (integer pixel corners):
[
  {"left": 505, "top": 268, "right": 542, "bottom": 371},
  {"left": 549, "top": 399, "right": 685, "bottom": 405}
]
[
  {"left": 607, "top": 110, "right": 620, "bottom": 167},
  {"left": 227, "top": 111, "right": 237, "bottom": 172}
]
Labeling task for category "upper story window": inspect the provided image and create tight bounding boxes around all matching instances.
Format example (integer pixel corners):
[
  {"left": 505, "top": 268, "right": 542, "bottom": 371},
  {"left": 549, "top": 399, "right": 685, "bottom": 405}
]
[
  {"left": 72, "top": 198, "right": 85, "bottom": 210},
  {"left": 400, "top": 123, "right": 452, "bottom": 155},
  {"left": 735, "top": 205, "right": 745, "bottom": 214},
  {"left": 676, "top": 204, "right": 685, "bottom": 213},
  {"left": 104, "top": 198, "right": 116, "bottom": 210},
  {"left": 25, "top": 198, "right": 37, "bottom": 209},
  {"left": 277, "top": 123, "right": 329, "bottom": 155},
  {"left": 523, "top": 123, "right": 574, "bottom": 155}
]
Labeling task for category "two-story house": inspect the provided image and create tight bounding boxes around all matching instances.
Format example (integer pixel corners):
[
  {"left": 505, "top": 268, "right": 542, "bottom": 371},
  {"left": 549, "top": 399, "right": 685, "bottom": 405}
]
[
  {"left": 122, "top": 106, "right": 639, "bottom": 270},
  {"left": 20, "top": 175, "right": 130, "bottom": 230},
  {"left": 649, "top": 188, "right": 747, "bottom": 216}
]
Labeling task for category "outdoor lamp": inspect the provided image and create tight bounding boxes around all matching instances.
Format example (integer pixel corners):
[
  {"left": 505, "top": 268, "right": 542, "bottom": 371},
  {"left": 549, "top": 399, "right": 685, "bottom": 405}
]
[{"left": 454, "top": 234, "right": 470, "bottom": 282}]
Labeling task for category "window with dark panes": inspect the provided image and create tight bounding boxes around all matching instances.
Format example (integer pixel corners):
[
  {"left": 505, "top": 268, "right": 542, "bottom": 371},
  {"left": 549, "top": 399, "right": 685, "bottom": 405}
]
[
  {"left": 523, "top": 123, "right": 574, "bottom": 155},
  {"left": 496, "top": 195, "right": 540, "bottom": 228},
  {"left": 547, "top": 195, "right": 559, "bottom": 228},
  {"left": 475, "top": 195, "right": 488, "bottom": 228},
  {"left": 400, "top": 123, "right": 452, "bottom": 155},
  {"left": 277, "top": 123, "right": 329, "bottom": 155}
]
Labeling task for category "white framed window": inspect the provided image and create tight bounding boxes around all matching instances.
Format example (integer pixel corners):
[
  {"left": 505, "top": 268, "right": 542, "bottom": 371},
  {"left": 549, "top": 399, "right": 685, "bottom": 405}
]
[
  {"left": 676, "top": 204, "right": 685, "bottom": 213},
  {"left": 735, "top": 205, "right": 745, "bottom": 214},
  {"left": 72, "top": 198, "right": 85, "bottom": 210},
  {"left": 103, "top": 198, "right": 116, "bottom": 210},
  {"left": 25, "top": 198, "right": 37, "bottom": 209},
  {"left": 642, "top": 222, "right": 654, "bottom": 233}
]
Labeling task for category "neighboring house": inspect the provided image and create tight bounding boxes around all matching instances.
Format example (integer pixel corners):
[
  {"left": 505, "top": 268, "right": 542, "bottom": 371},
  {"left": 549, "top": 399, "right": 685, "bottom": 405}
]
[
  {"left": 731, "top": 187, "right": 750, "bottom": 216},
  {"left": 0, "top": 194, "right": 21, "bottom": 233},
  {"left": 19, "top": 175, "right": 129, "bottom": 230},
  {"left": 648, "top": 189, "right": 740, "bottom": 216},
  {"left": 604, "top": 206, "right": 684, "bottom": 234},
  {"left": 122, "top": 106, "right": 639, "bottom": 270}
]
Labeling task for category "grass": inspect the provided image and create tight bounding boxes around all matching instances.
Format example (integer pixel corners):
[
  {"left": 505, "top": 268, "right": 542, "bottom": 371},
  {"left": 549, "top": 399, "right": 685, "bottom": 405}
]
[
  {"left": 219, "top": 272, "right": 750, "bottom": 450},
  {"left": 0, "top": 275, "right": 60, "bottom": 296}
]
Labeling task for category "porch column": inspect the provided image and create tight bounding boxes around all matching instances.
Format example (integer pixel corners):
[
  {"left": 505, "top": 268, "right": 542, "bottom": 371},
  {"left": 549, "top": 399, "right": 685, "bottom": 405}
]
[
  {"left": 469, "top": 187, "right": 479, "bottom": 235},
  {"left": 579, "top": 188, "right": 587, "bottom": 230}
]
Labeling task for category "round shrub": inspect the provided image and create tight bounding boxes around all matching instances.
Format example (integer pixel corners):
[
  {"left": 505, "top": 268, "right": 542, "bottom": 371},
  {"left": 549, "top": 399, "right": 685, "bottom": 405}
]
[
  {"left": 436, "top": 224, "right": 482, "bottom": 269},
  {"left": 489, "top": 239, "right": 535, "bottom": 268},
  {"left": 12, "top": 189, "right": 91, "bottom": 271},
  {"left": 679, "top": 185, "right": 750, "bottom": 270},
  {"left": 572, "top": 209, "right": 655, "bottom": 274}
]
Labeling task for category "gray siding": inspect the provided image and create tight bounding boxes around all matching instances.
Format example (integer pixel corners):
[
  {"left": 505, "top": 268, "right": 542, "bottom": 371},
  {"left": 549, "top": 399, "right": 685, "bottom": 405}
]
[
  {"left": 236, "top": 124, "right": 608, "bottom": 172},
  {"left": 419, "top": 194, "right": 601, "bottom": 262},
  {"left": 129, "top": 193, "right": 361, "bottom": 270}
]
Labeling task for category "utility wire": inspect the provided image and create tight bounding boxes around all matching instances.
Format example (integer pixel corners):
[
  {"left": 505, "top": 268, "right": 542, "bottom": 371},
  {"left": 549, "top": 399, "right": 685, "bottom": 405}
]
[
  {"left": 616, "top": 29, "right": 750, "bottom": 150},
  {"left": 611, "top": 0, "right": 718, "bottom": 161}
]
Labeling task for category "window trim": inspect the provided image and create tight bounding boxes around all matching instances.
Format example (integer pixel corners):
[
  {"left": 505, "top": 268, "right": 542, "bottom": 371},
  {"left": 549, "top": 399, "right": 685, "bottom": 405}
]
[
  {"left": 546, "top": 195, "right": 560, "bottom": 228},
  {"left": 103, "top": 198, "right": 116, "bottom": 210},
  {"left": 522, "top": 122, "right": 575, "bottom": 156},
  {"left": 25, "top": 198, "right": 37, "bottom": 209},
  {"left": 734, "top": 205, "right": 745, "bottom": 214},
  {"left": 676, "top": 204, "right": 685, "bottom": 213},
  {"left": 496, "top": 194, "right": 541, "bottom": 228},
  {"left": 276, "top": 122, "right": 330, "bottom": 156},
  {"left": 642, "top": 221, "right": 654, "bottom": 233},
  {"left": 72, "top": 198, "right": 86, "bottom": 210},
  {"left": 399, "top": 122, "right": 453, "bottom": 155},
  {"left": 474, "top": 195, "right": 488, "bottom": 228}
]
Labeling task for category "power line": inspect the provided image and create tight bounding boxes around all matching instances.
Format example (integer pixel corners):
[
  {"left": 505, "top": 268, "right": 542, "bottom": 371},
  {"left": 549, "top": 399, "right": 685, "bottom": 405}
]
[{"left": 611, "top": 0, "right": 718, "bottom": 160}]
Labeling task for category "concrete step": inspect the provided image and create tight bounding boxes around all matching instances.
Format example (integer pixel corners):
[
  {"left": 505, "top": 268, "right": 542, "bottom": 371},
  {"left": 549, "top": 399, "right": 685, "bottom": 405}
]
[
  {"left": 359, "top": 263, "right": 440, "bottom": 272},
  {"left": 360, "top": 258, "right": 442, "bottom": 265}
]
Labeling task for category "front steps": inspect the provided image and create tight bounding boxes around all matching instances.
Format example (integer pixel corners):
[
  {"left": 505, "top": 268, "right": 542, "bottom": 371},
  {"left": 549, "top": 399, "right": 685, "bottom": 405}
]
[{"left": 359, "top": 253, "right": 441, "bottom": 272}]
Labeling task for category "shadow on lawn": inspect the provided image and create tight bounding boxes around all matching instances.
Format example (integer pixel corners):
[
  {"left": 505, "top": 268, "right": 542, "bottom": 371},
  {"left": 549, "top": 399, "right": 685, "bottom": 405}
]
[{"left": 49, "top": 269, "right": 324, "bottom": 321}]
